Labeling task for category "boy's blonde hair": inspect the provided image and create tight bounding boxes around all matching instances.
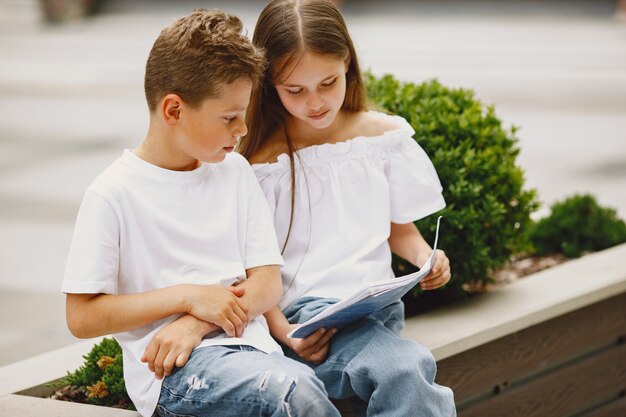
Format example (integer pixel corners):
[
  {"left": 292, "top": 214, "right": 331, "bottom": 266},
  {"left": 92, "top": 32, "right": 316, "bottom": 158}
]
[{"left": 144, "top": 9, "right": 266, "bottom": 112}]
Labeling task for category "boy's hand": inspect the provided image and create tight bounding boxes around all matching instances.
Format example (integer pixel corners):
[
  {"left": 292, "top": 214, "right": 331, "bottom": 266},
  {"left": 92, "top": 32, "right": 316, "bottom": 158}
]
[
  {"left": 141, "top": 314, "right": 219, "bottom": 380},
  {"left": 286, "top": 325, "right": 337, "bottom": 365},
  {"left": 186, "top": 285, "right": 249, "bottom": 337},
  {"left": 419, "top": 249, "right": 451, "bottom": 291}
]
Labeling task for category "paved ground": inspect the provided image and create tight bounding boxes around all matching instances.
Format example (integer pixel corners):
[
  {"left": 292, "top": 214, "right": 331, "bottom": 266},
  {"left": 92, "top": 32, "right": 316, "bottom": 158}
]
[{"left": 0, "top": 0, "right": 625, "bottom": 367}]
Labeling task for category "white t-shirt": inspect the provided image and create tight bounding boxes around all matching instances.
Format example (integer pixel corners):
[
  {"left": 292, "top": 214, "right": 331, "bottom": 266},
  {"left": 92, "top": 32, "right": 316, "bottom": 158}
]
[
  {"left": 252, "top": 113, "right": 445, "bottom": 310},
  {"left": 62, "top": 150, "right": 283, "bottom": 417}
]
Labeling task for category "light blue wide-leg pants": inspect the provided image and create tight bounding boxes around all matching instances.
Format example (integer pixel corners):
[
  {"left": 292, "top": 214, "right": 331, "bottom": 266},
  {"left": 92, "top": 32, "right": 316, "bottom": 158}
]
[{"left": 283, "top": 297, "right": 457, "bottom": 417}]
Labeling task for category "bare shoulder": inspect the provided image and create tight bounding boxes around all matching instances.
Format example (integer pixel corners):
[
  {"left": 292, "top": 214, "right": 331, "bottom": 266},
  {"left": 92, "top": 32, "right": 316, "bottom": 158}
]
[
  {"left": 246, "top": 130, "right": 289, "bottom": 165},
  {"left": 346, "top": 111, "right": 402, "bottom": 139}
]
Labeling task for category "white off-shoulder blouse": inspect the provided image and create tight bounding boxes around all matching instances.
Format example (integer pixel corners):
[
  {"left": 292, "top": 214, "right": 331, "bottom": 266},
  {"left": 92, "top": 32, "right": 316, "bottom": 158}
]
[{"left": 252, "top": 112, "right": 445, "bottom": 310}]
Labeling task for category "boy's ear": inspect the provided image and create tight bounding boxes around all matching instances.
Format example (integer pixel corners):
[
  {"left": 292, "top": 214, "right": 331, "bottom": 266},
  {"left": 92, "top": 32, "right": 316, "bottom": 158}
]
[{"left": 160, "top": 94, "right": 183, "bottom": 126}]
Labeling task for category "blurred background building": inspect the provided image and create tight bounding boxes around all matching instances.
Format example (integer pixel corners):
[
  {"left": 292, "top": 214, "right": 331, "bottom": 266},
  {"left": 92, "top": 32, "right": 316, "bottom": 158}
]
[{"left": 0, "top": 0, "right": 625, "bottom": 366}]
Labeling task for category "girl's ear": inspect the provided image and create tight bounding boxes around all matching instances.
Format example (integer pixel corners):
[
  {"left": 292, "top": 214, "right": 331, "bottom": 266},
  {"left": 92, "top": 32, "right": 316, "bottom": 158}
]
[
  {"left": 344, "top": 52, "right": 351, "bottom": 73},
  {"left": 161, "top": 94, "right": 183, "bottom": 126}
]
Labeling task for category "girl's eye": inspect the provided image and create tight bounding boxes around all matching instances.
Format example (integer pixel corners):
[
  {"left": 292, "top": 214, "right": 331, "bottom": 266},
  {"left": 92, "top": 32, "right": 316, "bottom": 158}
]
[
  {"left": 286, "top": 89, "right": 302, "bottom": 96},
  {"left": 321, "top": 78, "right": 337, "bottom": 88},
  {"left": 224, "top": 116, "right": 236, "bottom": 123}
]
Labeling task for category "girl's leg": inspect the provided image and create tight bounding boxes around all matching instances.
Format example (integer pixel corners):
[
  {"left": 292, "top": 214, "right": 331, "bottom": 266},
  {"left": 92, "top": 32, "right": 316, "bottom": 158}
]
[
  {"left": 284, "top": 298, "right": 456, "bottom": 417},
  {"left": 157, "top": 345, "right": 341, "bottom": 417}
]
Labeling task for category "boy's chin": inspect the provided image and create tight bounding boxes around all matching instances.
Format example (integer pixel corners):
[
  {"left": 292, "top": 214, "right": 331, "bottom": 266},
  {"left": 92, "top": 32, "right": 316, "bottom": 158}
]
[{"left": 201, "top": 153, "right": 228, "bottom": 164}]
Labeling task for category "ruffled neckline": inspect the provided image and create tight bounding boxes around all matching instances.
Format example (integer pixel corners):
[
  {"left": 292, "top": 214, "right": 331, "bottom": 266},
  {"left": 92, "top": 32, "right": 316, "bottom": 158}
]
[{"left": 252, "top": 113, "right": 414, "bottom": 175}]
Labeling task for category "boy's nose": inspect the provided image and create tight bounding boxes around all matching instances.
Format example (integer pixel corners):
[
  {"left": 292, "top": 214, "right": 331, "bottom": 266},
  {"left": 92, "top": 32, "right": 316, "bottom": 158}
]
[{"left": 235, "top": 119, "right": 248, "bottom": 137}]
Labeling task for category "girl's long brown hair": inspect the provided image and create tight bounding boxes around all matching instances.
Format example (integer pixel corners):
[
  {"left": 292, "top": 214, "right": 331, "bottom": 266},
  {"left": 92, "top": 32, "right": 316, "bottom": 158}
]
[{"left": 240, "top": 0, "right": 369, "bottom": 252}]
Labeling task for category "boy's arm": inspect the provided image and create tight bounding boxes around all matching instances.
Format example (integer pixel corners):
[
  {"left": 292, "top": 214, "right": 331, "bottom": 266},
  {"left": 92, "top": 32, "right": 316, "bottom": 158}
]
[
  {"left": 66, "top": 283, "right": 247, "bottom": 339},
  {"left": 141, "top": 313, "right": 220, "bottom": 380},
  {"left": 388, "top": 222, "right": 451, "bottom": 290},
  {"left": 142, "top": 264, "right": 282, "bottom": 379}
]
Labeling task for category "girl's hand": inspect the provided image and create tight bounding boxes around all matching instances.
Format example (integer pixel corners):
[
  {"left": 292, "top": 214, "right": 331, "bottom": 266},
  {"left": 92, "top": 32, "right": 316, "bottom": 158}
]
[
  {"left": 141, "top": 314, "right": 219, "bottom": 380},
  {"left": 286, "top": 325, "right": 337, "bottom": 364},
  {"left": 419, "top": 249, "right": 451, "bottom": 291}
]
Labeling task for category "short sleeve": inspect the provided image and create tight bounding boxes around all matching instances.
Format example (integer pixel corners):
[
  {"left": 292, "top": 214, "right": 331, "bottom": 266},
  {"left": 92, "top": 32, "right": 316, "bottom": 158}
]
[
  {"left": 62, "top": 189, "right": 119, "bottom": 294},
  {"left": 243, "top": 166, "right": 284, "bottom": 269},
  {"left": 251, "top": 164, "right": 282, "bottom": 220},
  {"left": 386, "top": 135, "right": 446, "bottom": 224}
]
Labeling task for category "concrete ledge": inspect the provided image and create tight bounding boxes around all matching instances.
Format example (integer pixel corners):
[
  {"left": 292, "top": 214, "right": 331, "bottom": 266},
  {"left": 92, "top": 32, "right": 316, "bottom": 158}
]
[
  {"left": 403, "top": 243, "right": 626, "bottom": 360},
  {"left": 0, "top": 338, "right": 103, "bottom": 397},
  {"left": 0, "top": 394, "right": 138, "bottom": 417}
]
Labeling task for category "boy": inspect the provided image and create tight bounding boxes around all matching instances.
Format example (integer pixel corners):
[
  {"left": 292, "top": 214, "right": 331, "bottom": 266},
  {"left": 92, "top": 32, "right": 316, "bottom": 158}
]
[{"left": 62, "top": 9, "right": 340, "bottom": 417}]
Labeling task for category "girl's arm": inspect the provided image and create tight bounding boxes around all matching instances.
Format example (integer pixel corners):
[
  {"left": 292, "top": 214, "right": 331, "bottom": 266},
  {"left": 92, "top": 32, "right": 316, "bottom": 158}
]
[
  {"left": 389, "top": 222, "right": 451, "bottom": 290},
  {"left": 389, "top": 222, "right": 433, "bottom": 268},
  {"left": 265, "top": 307, "right": 336, "bottom": 365},
  {"left": 66, "top": 283, "right": 247, "bottom": 339},
  {"left": 234, "top": 265, "right": 283, "bottom": 320}
]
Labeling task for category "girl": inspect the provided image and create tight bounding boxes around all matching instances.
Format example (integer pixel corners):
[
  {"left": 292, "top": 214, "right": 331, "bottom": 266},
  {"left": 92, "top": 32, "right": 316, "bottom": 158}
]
[{"left": 240, "top": 0, "right": 456, "bottom": 416}]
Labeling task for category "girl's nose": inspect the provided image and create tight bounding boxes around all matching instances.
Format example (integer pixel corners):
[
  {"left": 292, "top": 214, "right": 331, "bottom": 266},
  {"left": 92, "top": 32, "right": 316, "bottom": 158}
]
[{"left": 306, "top": 94, "right": 324, "bottom": 111}]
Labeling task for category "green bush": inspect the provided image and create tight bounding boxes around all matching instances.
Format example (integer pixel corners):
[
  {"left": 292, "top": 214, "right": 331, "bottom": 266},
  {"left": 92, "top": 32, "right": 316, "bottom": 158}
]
[
  {"left": 62, "top": 337, "right": 133, "bottom": 409},
  {"left": 529, "top": 194, "right": 626, "bottom": 258},
  {"left": 365, "top": 74, "right": 539, "bottom": 311}
]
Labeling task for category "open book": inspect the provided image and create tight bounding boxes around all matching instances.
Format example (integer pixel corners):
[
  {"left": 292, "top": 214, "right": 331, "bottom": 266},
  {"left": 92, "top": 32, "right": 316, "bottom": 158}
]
[{"left": 288, "top": 216, "right": 443, "bottom": 339}]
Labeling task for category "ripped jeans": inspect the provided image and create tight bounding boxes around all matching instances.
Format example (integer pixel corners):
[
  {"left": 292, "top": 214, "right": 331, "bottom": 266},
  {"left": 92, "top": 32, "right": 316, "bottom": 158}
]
[{"left": 156, "top": 345, "right": 340, "bottom": 417}]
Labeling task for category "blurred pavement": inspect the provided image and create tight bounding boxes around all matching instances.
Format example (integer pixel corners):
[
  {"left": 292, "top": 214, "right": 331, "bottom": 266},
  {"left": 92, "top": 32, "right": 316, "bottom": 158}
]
[{"left": 0, "top": 0, "right": 625, "bottom": 366}]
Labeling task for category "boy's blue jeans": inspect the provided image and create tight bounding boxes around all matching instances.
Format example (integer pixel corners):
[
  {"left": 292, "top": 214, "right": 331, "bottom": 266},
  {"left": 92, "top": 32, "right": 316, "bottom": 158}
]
[
  {"left": 156, "top": 344, "right": 341, "bottom": 417},
  {"left": 283, "top": 297, "right": 457, "bottom": 417}
]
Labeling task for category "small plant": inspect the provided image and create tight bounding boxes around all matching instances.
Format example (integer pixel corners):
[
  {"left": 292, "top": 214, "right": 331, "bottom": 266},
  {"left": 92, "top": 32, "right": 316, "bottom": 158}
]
[
  {"left": 529, "top": 194, "right": 626, "bottom": 258},
  {"left": 56, "top": 337, "right": 134, "bottom": 409},
  {"left": 365, "top": 73, "right": 539, "bottom": 311}
]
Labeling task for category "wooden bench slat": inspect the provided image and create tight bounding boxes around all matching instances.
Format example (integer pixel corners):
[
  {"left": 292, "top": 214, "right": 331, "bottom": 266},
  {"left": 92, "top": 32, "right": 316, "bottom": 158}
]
[
  {"left": 458, "top": 343, "right": 626, "bottom": 417},
  {"left": 436, "top": 293, "right": 626, "bottom": 403}
]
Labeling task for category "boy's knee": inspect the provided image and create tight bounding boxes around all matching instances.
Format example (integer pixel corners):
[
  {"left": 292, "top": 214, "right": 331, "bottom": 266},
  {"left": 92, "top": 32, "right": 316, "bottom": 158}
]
[{"left": 259, "top": 366, "right": 338, "bottom": 416}]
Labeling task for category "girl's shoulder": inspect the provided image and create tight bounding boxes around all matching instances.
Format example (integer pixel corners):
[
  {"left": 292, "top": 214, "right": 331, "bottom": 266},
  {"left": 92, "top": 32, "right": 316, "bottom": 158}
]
[
  {"left": 344, "top": 110, "right": 407, "bottom": 139},
  {"left": 249, "top": 111, "right": 414, "bottom": 169}
]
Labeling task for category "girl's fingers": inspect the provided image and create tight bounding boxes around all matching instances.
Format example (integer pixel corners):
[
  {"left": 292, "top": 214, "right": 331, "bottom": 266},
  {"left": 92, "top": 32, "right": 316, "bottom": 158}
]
[
  {"left": 303, "top": 328, "right": 336, "bottom": 361},
  {"left": 291, "top": 328, "right": 327, "bottom": 356},
  {"left": 313, "top": 328, "right": 337, "bottom": 350},
  {"left": 431, "top": 251, "right": 448, "bottom": 273},
  {"left": 424, "top": 255, "right": 450, "bottom": 281},
  {"left": 421, "top": 270, "right": 451, "bottom": 290},
  {"left": 300, "top": 328, "right": 327, "bottom": 349},
  {"left": 309, "top": 344, "right": 330, "bottom": 364},
  {"left": 422, "top": 268, "right": 444, "bottom": 283}
]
